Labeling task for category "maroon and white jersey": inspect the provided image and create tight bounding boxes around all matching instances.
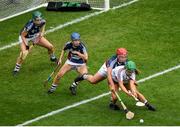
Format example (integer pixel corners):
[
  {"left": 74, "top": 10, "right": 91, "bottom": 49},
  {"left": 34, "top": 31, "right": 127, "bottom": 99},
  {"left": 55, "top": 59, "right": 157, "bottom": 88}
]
[{"left": 112, "top": 66, "right": 135, "bottom": 84}]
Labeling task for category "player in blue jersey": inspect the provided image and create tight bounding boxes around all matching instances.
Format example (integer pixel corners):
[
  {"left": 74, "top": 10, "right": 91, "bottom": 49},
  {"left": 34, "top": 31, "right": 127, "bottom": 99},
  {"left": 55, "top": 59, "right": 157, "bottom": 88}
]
[
  {"left": 47, "top": 32, "right": 88, "bottom": 94},
  {"left": 13, "top": 11, "right": 57, "bottom": 75},
  {"left": 71, "top": 48, "right": 128, "bottom": 109}
]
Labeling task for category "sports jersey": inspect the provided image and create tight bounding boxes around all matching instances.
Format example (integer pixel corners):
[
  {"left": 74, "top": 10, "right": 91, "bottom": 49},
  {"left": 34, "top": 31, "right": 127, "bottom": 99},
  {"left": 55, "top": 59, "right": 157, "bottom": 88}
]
[
  {"left": 20, "top": 19, "right": 46, "bottom": 38},
  {"left": 112, "top": 66, "right": 136, "bottom": 84},
  {"left": 63, "top": 41, "right": 87, "bottom": 64},
  {"left": 106, "top": 55, "right": 127, "bottom": 69}
]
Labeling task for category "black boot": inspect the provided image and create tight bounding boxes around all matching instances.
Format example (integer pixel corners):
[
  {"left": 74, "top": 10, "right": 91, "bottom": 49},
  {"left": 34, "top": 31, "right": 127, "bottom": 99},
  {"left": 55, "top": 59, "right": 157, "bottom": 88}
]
[
  {"left": 69, "top": 83, "right": 77, "bottom": 95},
  {"left": 47, "top": 89, "right": 54, "bottom": 94},
  {"left": 109, "top": 102, "right": 120, "bottom": 110},
  {"left": 145, "top": 102, "right": 156, "bottom": 111},
  {"left": 13, "top": 70, "right": 19, "bottom": 76},
  {"left": 50, "top": 57, "right": 57, "bottom": 62},
  {"left": 50, "top": 54, "right": 57, "bottom": 62}
]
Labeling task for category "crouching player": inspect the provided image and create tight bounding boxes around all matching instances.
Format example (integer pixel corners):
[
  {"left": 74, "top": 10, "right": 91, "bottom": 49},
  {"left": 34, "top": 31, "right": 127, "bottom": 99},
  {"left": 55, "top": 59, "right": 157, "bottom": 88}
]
[
  {"left": 71, "top": 48, "right": 128, "bottom": 110},
  {"left": 111, "top": 61, "right": 156, "bottom": 111},
  {"left": 13, "top": 11, "right": 57, "bottom": 75},
  {"left": 48, "top": 32, "right": 88, "bottom": 94}
]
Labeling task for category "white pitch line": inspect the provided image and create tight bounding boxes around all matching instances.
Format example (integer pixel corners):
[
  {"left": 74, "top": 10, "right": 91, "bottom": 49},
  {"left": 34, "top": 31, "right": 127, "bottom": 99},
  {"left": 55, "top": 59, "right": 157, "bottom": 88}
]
[
  {"left": 137, "top": 64, "right": 180, "bottom": 83},
  {"left": 0, "top": 42, "right": 19, "bottom": 51},
  {"left": 0, "top": 0, "right": 139, "bottom": 52},
  {"left": 112, "top": 0, "right": 139, "bottom": 10},
  {"left": 0, "top": 11, "right": 104, "bottom": 51},
  {"left": 17, "top": 92, "right": 110, "bottom": 126},
  {"left": 17, "top": 64, "right": 180, "bottom": 126}
]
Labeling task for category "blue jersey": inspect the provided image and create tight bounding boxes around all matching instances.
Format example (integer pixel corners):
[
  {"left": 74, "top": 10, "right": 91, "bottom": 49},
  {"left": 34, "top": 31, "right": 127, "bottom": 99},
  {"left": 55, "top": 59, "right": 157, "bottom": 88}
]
[
  {"left": 106, "top": 55, "right": 128, "bottom": 69},
  {"left": 20, "top": 19, "right": 46, "bottom": 38},
  {"left": 64, "top": 41, "right": 87, "bottom": 64}
]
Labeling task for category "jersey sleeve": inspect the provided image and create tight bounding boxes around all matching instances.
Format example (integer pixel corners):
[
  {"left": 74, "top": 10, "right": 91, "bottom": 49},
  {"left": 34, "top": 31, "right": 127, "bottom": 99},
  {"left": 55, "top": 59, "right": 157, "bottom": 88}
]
[
  {"left": 81, "top": 43, "right": 87, "bottom": 54},
  {"left": 40, "top": 19, "right": 46, "bottom": 27},
  {"left": 106, "top": 55, "right": 117, "bottom": 68},
  {"left": 24, "top": 21, "right": 34, "bottom": 32},
  {"left": 130, "top": 73, "right": 136, "bottom": 80},
  {"left": 63, "top": 42, "right": 71, "bottom": 51}
]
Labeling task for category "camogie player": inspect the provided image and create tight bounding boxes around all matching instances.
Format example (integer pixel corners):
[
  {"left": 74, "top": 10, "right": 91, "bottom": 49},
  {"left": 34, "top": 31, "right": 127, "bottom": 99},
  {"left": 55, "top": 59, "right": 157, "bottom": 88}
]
[
  {"left": 48, "top": 32, "right": 88, "bottom": 94},
  {"left": 13, "top": 11, "right": 57, "bottom": 75},
  {"left": 111, "top": 61, "right": 156, "bottom": 111},
  {"left": 71, "top": 48, "right": 129, "bottom": 109}
]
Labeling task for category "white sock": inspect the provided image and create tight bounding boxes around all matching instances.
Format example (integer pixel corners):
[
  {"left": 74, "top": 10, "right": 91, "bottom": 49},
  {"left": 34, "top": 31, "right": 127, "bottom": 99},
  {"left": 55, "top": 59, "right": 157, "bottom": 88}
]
[
  {"left": 144, "top": 100, "right": 147, "bottom": 104},
  {"left": 71, "top": 82, "right": 78, "bottom": 87},
  {"left": 50, "top": 54, "right": 56, "bottom": 59},
  {"left": 14, "top": 63, "right": 21, "bottom": 71},
  {"left": 50, "top": 84, "right": 57, "bottom": 91},
  {"left": 83, "top": 74, "right": 88, "bottom": 79}
]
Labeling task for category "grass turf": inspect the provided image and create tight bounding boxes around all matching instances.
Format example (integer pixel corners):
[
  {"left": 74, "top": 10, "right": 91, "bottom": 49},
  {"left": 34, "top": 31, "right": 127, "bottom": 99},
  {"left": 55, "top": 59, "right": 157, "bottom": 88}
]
[{"left": 0, "top": 0, "right": 179, "bottom": 125}]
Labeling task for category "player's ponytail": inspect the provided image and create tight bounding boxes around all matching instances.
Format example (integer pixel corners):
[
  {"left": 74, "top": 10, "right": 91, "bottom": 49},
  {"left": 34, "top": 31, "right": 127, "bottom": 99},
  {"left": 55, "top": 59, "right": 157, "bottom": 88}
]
[{"left": 135, "top": 69, "right": 141, "bottom": 75}]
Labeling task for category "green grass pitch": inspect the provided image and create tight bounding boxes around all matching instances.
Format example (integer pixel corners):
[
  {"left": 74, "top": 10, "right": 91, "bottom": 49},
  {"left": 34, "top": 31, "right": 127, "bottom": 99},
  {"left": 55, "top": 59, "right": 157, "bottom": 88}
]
[{"left": 0, "top": 0, "right": 180, "bottom": 125}]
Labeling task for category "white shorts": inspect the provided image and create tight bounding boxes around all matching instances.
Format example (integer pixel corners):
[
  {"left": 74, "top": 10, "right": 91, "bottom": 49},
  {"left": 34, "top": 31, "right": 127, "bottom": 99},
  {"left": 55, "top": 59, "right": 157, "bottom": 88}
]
[
  {"left": 97, "top": 63, "right": 107, "bottom": 77},
  {"left": 65, "top": 59, "right": 86, "bottom": 70},
  {"left": 19, "top": 34, "right": 39, "bottom": 45}
]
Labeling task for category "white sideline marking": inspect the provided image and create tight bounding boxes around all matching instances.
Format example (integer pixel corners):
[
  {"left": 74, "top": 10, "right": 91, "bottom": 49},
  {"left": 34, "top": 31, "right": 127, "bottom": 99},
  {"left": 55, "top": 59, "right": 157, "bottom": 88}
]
[
  {"left": 0, "top": 0, "right": 139, "bottom": 52},
  {"left": 0, "top": 10, "right": 103, "bottom": 51},
  {"left": 112, "top": 0, "right": 138, "bottom": 10},
  {"left": 17, "top": 64, "right": 180, "bottom": 126},
  {"left": 0, "top": 42, "right": 19, "bottom": 51},
  {"left": 44, "top": 11, "right": 105, "bottom": 34},
  {"left": 137, "top": 64, "right": 180, "bottom": 83},
  {"left": 17, "top": 92, "right": 110, "bottom": 126}
]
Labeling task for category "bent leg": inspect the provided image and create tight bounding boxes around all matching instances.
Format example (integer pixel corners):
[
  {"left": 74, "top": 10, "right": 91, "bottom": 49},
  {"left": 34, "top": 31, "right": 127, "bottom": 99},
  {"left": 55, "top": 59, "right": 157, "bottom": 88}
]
[
  {"left": 129, "top": 83, "right": 156, "bottom": 111},
  {"left": 86, "top": 72, "right": 106, "bottom": 84},
  {"left": 136, "top": 90, "right": 147, "bottom": 103},
  {"left": 69, "top": 65, "right": 88, "bottom": 95},
  {"left": 48, "top": 63, "right": 72, "bottom": 93},
  {"left": 36, "top": 37, "right": 57, "bottom": 62},
  {"left": 73, "top": 65, "right": 88, "bottom": 85},
  {"left": 13, "top": 42, "right": 29, "bottom": 74},
  {"left": 109, "top": 83, "right": 120, "bottom": 110},
  {"left": 53, "top": 63, "right": 72, "bottom": 85},
  {"left": 73, "top": 63, "right": 107, "bottom": 84},
  {"left": 77, "top": 65, "right": 88, "bottom": 75}
]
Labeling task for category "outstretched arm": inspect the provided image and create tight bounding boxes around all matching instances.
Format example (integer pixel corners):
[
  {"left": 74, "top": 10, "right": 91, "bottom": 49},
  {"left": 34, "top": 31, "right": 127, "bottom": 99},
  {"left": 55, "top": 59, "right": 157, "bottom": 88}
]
[
  {"left": 107, "top": 67, "right": 116, "bottom": 90},
  {"left": 129, "top": 80, "right": 138, "bottom": 97}
]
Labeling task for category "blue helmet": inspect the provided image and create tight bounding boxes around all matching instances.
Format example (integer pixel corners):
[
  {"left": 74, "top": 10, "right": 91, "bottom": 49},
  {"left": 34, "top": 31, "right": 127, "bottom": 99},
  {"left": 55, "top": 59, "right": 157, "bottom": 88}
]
[{"left": 71, "top": 32, "right": 80, "bottom": 40}]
